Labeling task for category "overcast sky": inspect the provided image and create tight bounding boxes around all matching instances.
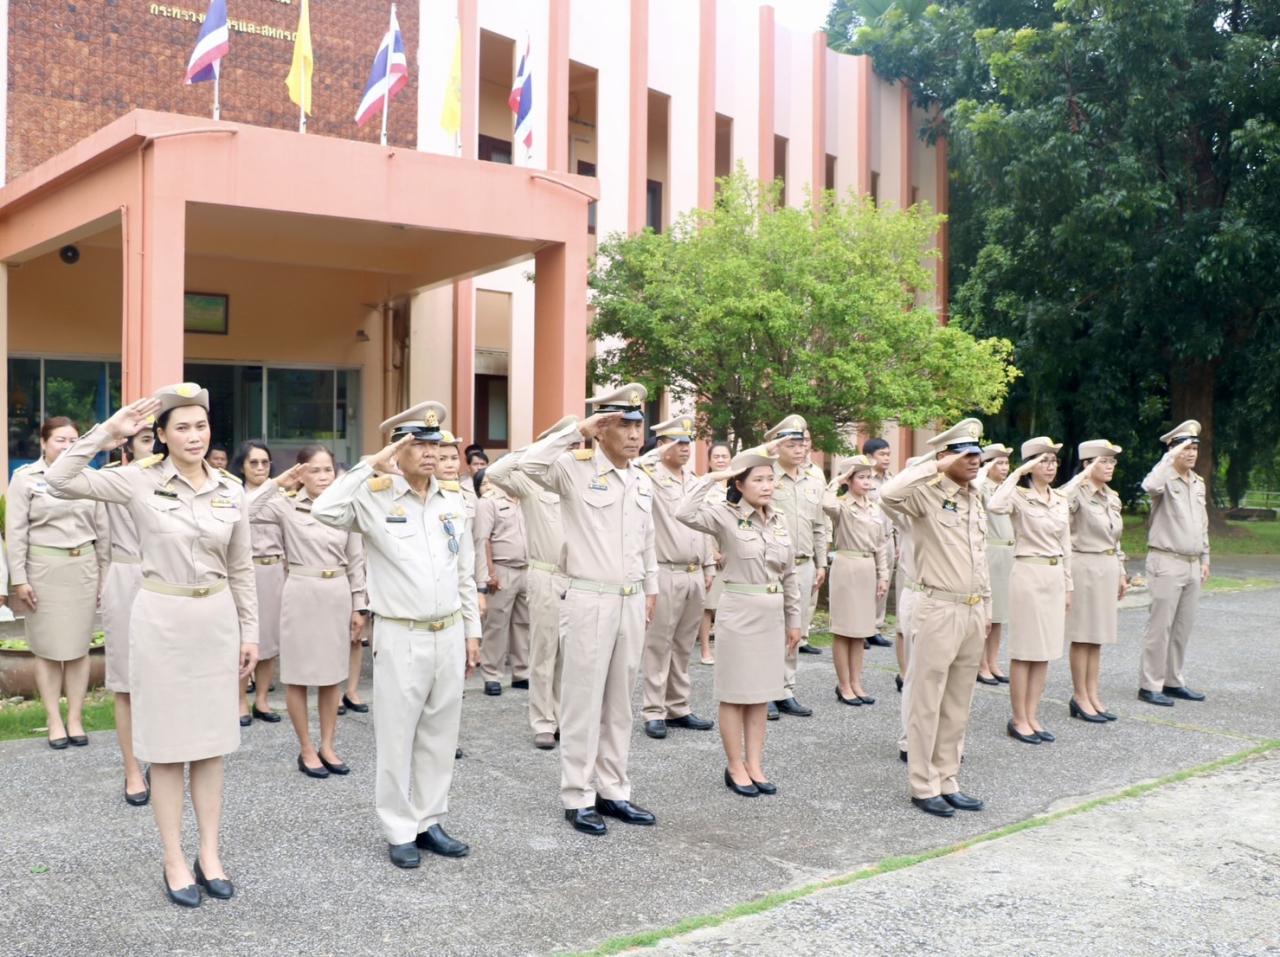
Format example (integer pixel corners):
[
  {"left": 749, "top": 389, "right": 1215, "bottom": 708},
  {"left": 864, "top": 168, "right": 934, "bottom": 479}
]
[{"left": 753, "top": 0, "right": 834, "bottom": 33}]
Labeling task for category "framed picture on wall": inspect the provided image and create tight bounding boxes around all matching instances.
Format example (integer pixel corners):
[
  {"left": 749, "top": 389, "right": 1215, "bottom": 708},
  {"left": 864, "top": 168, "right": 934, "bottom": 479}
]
[{"left": 184, "top": 292, "right": 229, "bottom": 335}]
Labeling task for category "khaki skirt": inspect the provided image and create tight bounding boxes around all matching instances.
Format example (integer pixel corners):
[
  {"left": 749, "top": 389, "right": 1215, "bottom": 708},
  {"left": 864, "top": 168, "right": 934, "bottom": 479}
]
[
  {"left": 252, "top": 559, "right": 286, "bottom": 660},
  {"left": 704, "top": 576, "right": 725, "bottom": 612},
  {"left": 1008, "top": 560, "right": 1067, "bottom": 662},
  {"left": 829, "top": 552, "right": 877, "bottom": 638},
  {"left": 987, "top": 543, "right": 1015, "bottom": 625},
  {"left": 130, "top": 586, "right": 241, "bottom": 763},
  {"left": 101, "top": 561, "right": 143, "bottom": 692},
  {"left": 714, "top": 589, "right": 785, "bottom": 705},
  {"left": 1065, "top": 552, "right": 1120, "bottom": 646},
  {"left": 22, "top": 551, "right": 98, "bottom": 662},
  {"left": 279, "top": 572, "right": 353, "bottom": 687}
]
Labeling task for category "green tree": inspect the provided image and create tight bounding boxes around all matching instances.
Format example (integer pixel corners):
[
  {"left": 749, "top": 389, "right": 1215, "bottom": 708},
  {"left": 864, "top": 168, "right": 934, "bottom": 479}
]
[
  {"left": 830, "top": 0, "right": 1280, "bottom": 506},
  {"left": 588, "top": 169, "right": 1017, "bottom": 451}
]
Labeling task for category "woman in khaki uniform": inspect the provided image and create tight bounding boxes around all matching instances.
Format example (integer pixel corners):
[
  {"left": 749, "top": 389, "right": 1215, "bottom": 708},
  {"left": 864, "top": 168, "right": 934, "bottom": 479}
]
[
  {"left": 474, "top": 471, "right": 531, "bottom": 694},
  {"left": 677, "top": 445, "right": 801, "bottom": 798},
  {"left": 249, "top": 446, "right": 366, "bottom": 777},
  {"left": 822, "top": 455, "right": 889, "bottom": 706},
  {"left": 978, "top": 444, "right": 1014, "bottom": 685},
  {"left": 46, "top": 386, "right": 259, "bottom": 908},
  {"left": 697, "top": 441, "right": 733, "bottom": 665},
  {"left": 7, "top": 417, "right": 108, "bottom": 749},
  {"left": 100, "top": 426, "right": 155, "bottom": 803},
  {"left": 234, "top": 440, "right": 284, "bottom": 725},
  {"left": 989, "top": 438, "right": 1073, "bottom": 745},
  {"left": 1062, "top": 440, "right": 1128, "bottom": 722}
]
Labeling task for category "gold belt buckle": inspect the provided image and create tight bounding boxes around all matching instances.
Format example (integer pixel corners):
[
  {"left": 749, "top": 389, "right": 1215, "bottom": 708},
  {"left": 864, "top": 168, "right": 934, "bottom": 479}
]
[
  {"left": 428, "top": 619, "right": 445, "bottom": 632},
  {"left": 1105, "top": 549, "right": 1115, "bottom": 556},
  {"left": 322, "top": 569, "right": 336, "bottom": 579},
  {"left": 965, "top": 594, "right": 982, "bottom": 606},
  {"left": 767, "top": 584, "right": 779, "bottom": 594},
  {"left": 195, "top": 587, "right": 210, "bottom": 597},
  {"left": 1048, "top": 557, "right": 1058, "bottom": 566},
  {"left": 68, "top": 547, "right": 83, "bottom": 557},
  {"left": 622, "top": 585, "right": 636, "bottom": 596},
  {"left": 686, "top": 563, "right": 698, "bottom": 573}
]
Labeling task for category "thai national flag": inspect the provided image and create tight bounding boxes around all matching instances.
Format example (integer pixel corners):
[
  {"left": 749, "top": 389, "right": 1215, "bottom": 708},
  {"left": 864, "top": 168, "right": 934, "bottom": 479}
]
[
  {"left": 355, "top": 9, "right": 409, "bottom": 127},
  {"left": 509, "top": 38, "right": 533, "bottom": 155},
  {"left": 185, "top": 0, "right": 230, "bottom": 85}
]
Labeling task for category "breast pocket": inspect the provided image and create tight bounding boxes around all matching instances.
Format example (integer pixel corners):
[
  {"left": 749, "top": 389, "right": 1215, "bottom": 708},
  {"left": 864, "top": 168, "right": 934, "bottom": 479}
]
[
  {"left": 145, "top": 496, "right": 185, "bottom": 531},
  {"left": 733, "top": 529, "right": 764, "bottom": 560},
  {"left": 384, "top": 520, "right": 420, "bottom": 560},
  {"left": 206, "top": 507, "right": 240, "bottom": 544},
  {"left": 582, "top": 487, "right": 619, "bottom": 529}
]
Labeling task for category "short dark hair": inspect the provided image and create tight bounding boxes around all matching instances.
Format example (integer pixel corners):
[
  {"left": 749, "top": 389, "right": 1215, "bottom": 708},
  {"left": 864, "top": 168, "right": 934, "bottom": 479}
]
[
  {"left": 40, "top": 417, "right": 77, "bottom": 442},
  {"left": 862, "top": 437, "right": 890, "bottom": 455},
  {"left": 231, "top": 440, "right": 272, "bottom": 483},
  {"left": 472, "top": 467, "right": 486, "bottom": 497},
  {"left": 708, "top": 440, "right": 732, "bottom": 458},
  {"left": 296, "top": 444, "right": 334, "bottom": 467},
  {"left": 207, "top": 442, "right": 228, "bottom": 457}
]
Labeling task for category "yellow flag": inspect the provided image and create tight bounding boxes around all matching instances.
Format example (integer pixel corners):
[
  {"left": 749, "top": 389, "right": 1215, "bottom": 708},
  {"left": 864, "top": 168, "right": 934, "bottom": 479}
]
[
  {"left": 440, "top": 19, "right": 462, "bottom": 136},
  {"left": 286, "top": 0, "right": 314, "bottom": 115}
]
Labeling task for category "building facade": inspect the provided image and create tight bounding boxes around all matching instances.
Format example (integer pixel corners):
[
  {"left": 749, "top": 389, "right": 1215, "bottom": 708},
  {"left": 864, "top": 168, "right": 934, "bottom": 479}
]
[{"left": 0, "top": 0, "right": 945, "bottom": 477}]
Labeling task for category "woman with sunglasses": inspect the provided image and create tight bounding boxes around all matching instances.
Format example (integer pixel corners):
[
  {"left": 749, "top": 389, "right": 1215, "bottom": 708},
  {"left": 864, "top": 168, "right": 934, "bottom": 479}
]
[{"left": 232, "top": 440, "right": 284, "bottom": 726}]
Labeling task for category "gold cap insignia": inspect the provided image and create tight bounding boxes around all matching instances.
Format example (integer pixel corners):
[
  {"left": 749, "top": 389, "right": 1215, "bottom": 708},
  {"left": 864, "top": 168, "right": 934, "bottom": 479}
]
[
  {"left": 176, "top": 383, "right": 199, "bottom": 398},
  {"left": 628, "top": 391, "right": 640, "bottom": 405},
  {"left": 425, "top": 410, "right": 439, "bottom": 427},
  {"left": 968, "top": 424, "right": 981, "bottom": 439},
  {"left": 682, "top": 418, "right": 691, "bottom": 430}
]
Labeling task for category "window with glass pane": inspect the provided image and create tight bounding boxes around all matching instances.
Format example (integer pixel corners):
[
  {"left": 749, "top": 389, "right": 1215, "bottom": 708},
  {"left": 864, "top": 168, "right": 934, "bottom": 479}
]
[
  {"left": 8, "top": 358, "right": 42, "bottom": 470},
  {"left": 43, "top": 360, "right": 112, "bottom": 433},
  {"left": 186, "top": 363, "right": 264, "bottom": 454},
  {"left": 267, "top": 369, "right": 336, "bottom": 441},
  {"left": 474, "top": 374, "right": 509, "bottom": 446}
]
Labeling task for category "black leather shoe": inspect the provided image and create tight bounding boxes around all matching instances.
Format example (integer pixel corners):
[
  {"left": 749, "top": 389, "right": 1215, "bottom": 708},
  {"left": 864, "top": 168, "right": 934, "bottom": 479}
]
[
  {"left": 1163, "top": 685, "right": 1206, "bottom": 701},
  {"left": 510, "top": 678, "right": 530, "bottom": 690},
  {"left": 895, "top": 674, "right": 903, "bottom": 693},
  {"left": 565, "top": 808, "right": 607, "bottom": 835},
  {"left": 48, "top": 736, "right": 69, "bottom": 750},
  {"left": 1006, "top": 720, "right": 1041, "bottom": 744},
  {"left": 341, "top": 695, "right": 369, "bottom": 714},
  {"left": 644, "top": 719, "right": 668, "bottom": 739},
  {"left": 976, "top": 674, "right": 1001, "bottom": 686},
  {"left": 1070, "top": 699, "right": 1108, "bottom": 723},
  {"left": 483, "top": 681, "right": 502, "bottom": 696},
  {"left": 798, "top": 644, "right": 823, "bottom": 655},
  {"left": 239, "top": 714, "right": 252, "bottom": 727},
  {"left": 415, "top": 824, "right": 470, "bottom": 858},
  {"left": 68, "top": 734, "right": 89, "bottom": 747},
  {"left": 336, "top": 703, "right": 347, "bottom": 716},
  {"left": 942, "top": 792, "right": 984, "bottom": 812},
  {"left": 163, "top": 871, "right": 201, "bottom": 908},
  {"left": 899, "top": 750, "right": 908, "bottom": 763},
  {"left": 723, "top": 768, "right": 759, "bottom": 797},
  {"left": 766, "top": 701, "right": 779, "bottom": 721},
  {"left": 835, "top": 687, "right": 862, "bottom": 706},
  {"left": 297, "top": 755, "right": 330, "bottom": 778},
  {"left": 388, "top": 842, "right": 421, "bottom": 868},
  {"left": 125, "top": 768, "right": 151, "bottom": 807},
  {"left": 995, "top": 674, "right": 1010, "bottom": 684},
  {"left": 319, "top": 754, "right": 350, "bottom": 775},
  {"left": 774, "top": 697, "right": 813, "bottom": 717},
  {"left": 1098, "top": 708, "right": 1118, "bottom": 721},
  {"left": 1034, "top": 728, "right": 1056, "bottom": 743},
  {"left": 911, "top": 796, "right": 955, "bottom": 817},
  {"left": 857, "top": 695, "right": 876, "bottom": 706},
  {"left": 193, "top": 859, "right": 234, "bottom": 900},
  {"left": 668, "top": 713, "right": 714, "bottom": 730},
  {"left": 252, "top": 706, "right": 283, "bottom": 722},
  {"left": 1138, "top": 689, "right": 1175, "bottom": 707},
  {"left": 867, "top": 633, "right": 894, "bottom": 648},
  {"left": 455, "top": 747, "right": 464, "bottom": 759},
  {"left": 595, "top": 798, "right": 656, "bottom": 825},
  {"left": 750, "top": 778, "right": 778, "bottom": 795}
]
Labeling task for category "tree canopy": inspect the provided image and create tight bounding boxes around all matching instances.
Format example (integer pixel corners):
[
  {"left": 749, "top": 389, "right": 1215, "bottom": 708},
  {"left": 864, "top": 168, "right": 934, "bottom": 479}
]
[
  {"left": 828, "top": 0, "right": 1280, "bottom": 504},
  {"left": 588, "top": 169, "right": 1017, "bottom": 452}
]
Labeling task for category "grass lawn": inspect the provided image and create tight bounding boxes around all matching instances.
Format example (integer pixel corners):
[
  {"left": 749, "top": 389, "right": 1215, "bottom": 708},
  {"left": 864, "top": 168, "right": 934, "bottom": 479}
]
[
  {"left": 1201, "top": 576, "right": 1276, "bottom": 594},
  {"left": 1121, "top": 516, "right": 1280, "bottom": 559},
  {"left": 0, "top": 690, "right": 116, "bottom": 743}
]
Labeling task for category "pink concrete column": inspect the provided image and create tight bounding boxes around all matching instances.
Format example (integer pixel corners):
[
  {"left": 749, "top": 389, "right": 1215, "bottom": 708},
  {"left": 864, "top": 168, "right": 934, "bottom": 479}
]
[
  {"left": 898, "top": 82, "right": 912, "bottom": 208},
  {"left": 757, "top": 5, "right": 775, "bottom": 186},
  {"left": 696, "top": 0, "right": 716, "bottom": 210},
  {"left": 533, "top": 236, "right": 588, "bottom": 433},
  {"left": 811, "top": 32, "right": 827, "bottom": 197},
  {"left": 459, "top": 0, "right": 479, "bottom": 161},
  {"left": 547, "top": 0, "right": 570, "bottom": 173},
  {"left": 453, "top": 279, "right": 475, "bottom": 444},
  {"left": 856, "top": 56, "right": 871, "bottom": 197},
  {"left": 627, "top": 0, "right": 650, "bottom": 234}
]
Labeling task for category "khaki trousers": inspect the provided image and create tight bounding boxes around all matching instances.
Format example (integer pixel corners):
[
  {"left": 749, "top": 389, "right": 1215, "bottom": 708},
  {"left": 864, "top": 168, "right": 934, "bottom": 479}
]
[
  {"left": 1140, "top": 551, "right": 1201, "bottom": 691},
  {"left": 479, "top": 563, "right": 531, "bottom": 683},
  {"left": 782, "top": 559, "right": 817, "bottom": 696},
  {"left": 526, "top": 567, "right": 563, "bottom": 735},
  {"left": 558, "top": 587, "right": 646, "bottom": 808},
  {"left": 906, "top": 595, "right": 984, "bottom": 798},
  {"left": 641, "top": 567, "right": 705, "bottom": 720},
  {"left": 876, "top": 531, "right": 898, "bottom": 631},
  {"left": 372, "top": 617, "right": 465, "bottom": 844},
  {"left": 897, "top": 585, "right": 920, "bottom": 754}
]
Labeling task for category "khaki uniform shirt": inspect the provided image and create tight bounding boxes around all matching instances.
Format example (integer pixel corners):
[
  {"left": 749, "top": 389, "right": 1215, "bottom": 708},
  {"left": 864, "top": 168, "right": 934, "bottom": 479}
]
[
  {"left": 641, "top": 462, "right": 716, "bottom": 570},
  {"left": 879, "top": 460, "right": 990, "bottom": 600},
  {"left": 518, "top": 422, "right": 658, "bottom": 595},
  {"left": 822, "top": 487, "right": 890, "bottom": 581},
  {"left": 772, "top": 466, "right": 829, "bottom": 567},
  {"left": 486, "top": 450, "right": 565, "bottom": 567},
  {"left": 988, "top": 481, "right": 1074, "bottom": 591},
  {"left": 676, "top": 477, "right": 802, "bottom": 629},
  {"left": 311, "top": 462, "right": 481, "bottom": 637},
  {"left": 981, "top": 478, "right": 1015, "bottom": 545},
  {"left": 103, "top": 462, "right": 142, "bottom": 562},
  {"left": 248, "top": 483, "right": 367, "bottom": 605},
  {"left": 1141, "top": 458, "right": 1210, "bottom": 562},
  {"left": 1060, "top": 474, "right": 1126, "bottom": 574},
  {"left": 473, "top": 491, "right": 527, "bottom": 584},
  {"left": 6, "top": 456, "right": 108, "bottom": 586},
  {"left": 44, "top": 426, "right": 258, "bottom": 643},
  {"left": 246, "top": 484, "right": 286, "bottom": 559}
]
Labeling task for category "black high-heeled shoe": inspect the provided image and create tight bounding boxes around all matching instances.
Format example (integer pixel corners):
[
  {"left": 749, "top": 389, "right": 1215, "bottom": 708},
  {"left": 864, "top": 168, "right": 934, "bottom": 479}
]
[
  {"left": 318, "top": 754, "right": 350, "bottom": 775},
  {"left": 1033, "top": 728, "right": 1056, "bottom": 743},
  {"left": 1069, "top": 699, "right": 1108, "bottom": 723},
  {"left": 193, "top": 859, "right": 234, "bottom": 900},
  {"left": 723, "top": 768, "right": 759, "bottom": 797},
  {"left": 1006, "top": 719, "right": 1040, "bottom": 744},
  {"left": 1098, "top": 707, "right": 1118, "bottom": 721},
  {"left": 125, "top": 767, "right": 151, "bottom": 807},
  {"left": 342, "top": 694, "right": 370, "bottom": 714},
  {"left": 251, "top": 706, "right": 282, "bottom": 723},
  {"left": 163, "top": 870, "right": 201, "bottom": 908},
  {"left": 835, "top": 687, "right": 862, "bottom": 706},
  {"left": 750, "top": 778, "right": 778, "bottom": 795},
  {"left": 297, "top": 755, "right": 330, "bottom": 778}
]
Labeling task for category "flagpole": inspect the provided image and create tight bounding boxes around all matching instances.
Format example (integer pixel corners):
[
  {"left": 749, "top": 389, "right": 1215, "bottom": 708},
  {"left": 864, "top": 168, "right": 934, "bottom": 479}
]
[
  {"left": 300, "top": 98, "right": 307, "bottom": 133},
  {"left": 213, "top": 71, "right": 221, "bottom": 121},
  {"left": 379, "top": 3, "right": 396, "bottom": 147}
]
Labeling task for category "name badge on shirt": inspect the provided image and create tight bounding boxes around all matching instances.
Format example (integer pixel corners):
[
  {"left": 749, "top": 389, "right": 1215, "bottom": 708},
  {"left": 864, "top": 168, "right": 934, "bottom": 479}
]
[
  {"left": 942, "top": 499, "right": 958, "bottom": 513},
  {"left": 211, "top": 498, "right": 235, "bottom": 508},
  {"left": 385, "top": 515, "right": 408, "bottom": 524},
  {"left": 154, "top": 488, "right": 178, "bottom": 500},
  {"left": 588, "top": 478, "right": 609, "bottom": 492},
  {"left": 737, "top": 518, "right": 753, "bottom": 530}
]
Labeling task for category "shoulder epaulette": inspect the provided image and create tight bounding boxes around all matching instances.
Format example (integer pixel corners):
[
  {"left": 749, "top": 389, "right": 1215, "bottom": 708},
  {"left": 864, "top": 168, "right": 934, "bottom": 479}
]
[
  {"left": 639, "top": 463, "right": 657, "bottom": 478},
  {"left": 806, "top": 465, "right": 825, "bottom": 481},
  {"left": 573, "top": 448, "right": 594, "bottom": 461},
  {"left": 368, "top": 475, "right": 393, "bottom": 492},
  {"left": 284, "top": 489, "right": 299, "bottom": 499},
  {"left": 219, "top": 468, "right": 242, "bottom": 485},
  {"left": 103, "top": 461, "right": 122, "bottom": 470},
  {"left": 926, "top": 476, "right": 943, "bottom": 487},
  {"left": 135, "top": 453, "right": 164, "bottom": 469},
  {"left": 439, "top": 479, "right": 461, "bottom": 492}
]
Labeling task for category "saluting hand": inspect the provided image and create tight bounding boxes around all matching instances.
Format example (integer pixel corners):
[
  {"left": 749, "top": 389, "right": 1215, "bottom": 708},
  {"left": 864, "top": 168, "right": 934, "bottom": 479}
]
[
  {"left": 936, "top": 451, "right": 963, "bottom": 473},
  {"left": 239, "top": 642, "right": 259, "bottom": 679},
  {"left": 365, "top": 434, "right": 413, "bottom": 476},
  {"left": 703, "top": 468, "right": 735, "bottom": 483},
  {"left": 104, "top": 397, "right": 162, "bottom": 441},
  {"left": 274, "top": 463, "right": 306, "bottom": 491},
  {"left": 577, "top": 411, "right": 623, "bottom": 440},
  {"left": 465, "top": 638, "right": 480, "bottom": 678}
]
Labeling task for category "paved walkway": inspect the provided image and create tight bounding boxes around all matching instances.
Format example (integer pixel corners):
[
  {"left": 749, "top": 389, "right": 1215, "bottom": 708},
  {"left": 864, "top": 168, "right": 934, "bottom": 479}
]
[{"left": 1, "top": 586, "right": 1277, "bottom": 956}]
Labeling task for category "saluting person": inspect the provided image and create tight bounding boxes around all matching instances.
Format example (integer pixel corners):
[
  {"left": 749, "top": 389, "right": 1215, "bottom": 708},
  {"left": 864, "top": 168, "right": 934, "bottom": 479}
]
[
  {"left": 233, "top": 440, "right": 284, "bottom": 726},
  {"left": 1061, "top": 440, "right": 1127, "bottom": 722},
  {"left": 474, "top": 469, "right": 532, "bottom": 696},
  {"left": 978, "top": 444, "right": 1014, "bottom": 685},
  {"left": 639, "top": 416, "right": 716, "bottom": 739},
  {"left": 47, "top": 385, "right": 259, "bottom": 907},
  {"left": 891, "top": 451, "right": 932, "bottom": 764},
  {"left": 862, "top": 437, "right": 897, "bottom": 647},
  {"left": 1137, "top": 420, "right": 1210, "bottom": 706},
  {"left": 519, "top": 384, "right": 659, "bottom": 837},
  {"left": 879, "top": 419, "right": 988, "bottom": 818},
  {"left": 7, "top": 417, "right": 109, "bottom": 750},
  {"left": 697, "top": 441, "right": 734, "bottom": 666}
]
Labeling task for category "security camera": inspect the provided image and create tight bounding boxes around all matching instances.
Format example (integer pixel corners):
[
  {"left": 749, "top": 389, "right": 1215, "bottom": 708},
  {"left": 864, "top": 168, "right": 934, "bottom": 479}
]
[{"left": 59, "top": 245, "right": 80, "bottom": 265}]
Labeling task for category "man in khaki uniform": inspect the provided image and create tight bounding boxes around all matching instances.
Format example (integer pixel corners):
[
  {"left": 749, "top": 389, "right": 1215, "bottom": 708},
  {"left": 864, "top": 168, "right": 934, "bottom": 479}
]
[
  {"left": 520, "top": 384, "right": 659, "bottom": 836},
  {"left": 486, "top": 418, "right": 576, "bottom": 749},
  {"left": 1138, "top": 420, "right": 1210, "bottom": 706},
  {"left": 880, "top": 418, "right": 988, "bottom": 818},
  {"left": 639, "top": 416, "right": 716, "bottom": 739},
  {"left": 799, "top": 428, "right": 827, "bottom": 657},
  {"left": 763, "top": 414, "right": 827, "bottom": 718},
  {"left": 474, "top": 478, "right": 530, "bottom": 696},
  {"left": 863, "top": 437, "right": 897, "bottom": 647},
  {"left": 312, "top": 401, "right": 481, "bottom": 869}
]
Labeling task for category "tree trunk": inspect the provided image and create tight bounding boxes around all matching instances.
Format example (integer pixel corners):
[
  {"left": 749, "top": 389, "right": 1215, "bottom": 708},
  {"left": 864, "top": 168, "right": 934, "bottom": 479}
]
[{"left": 1169, "top": 357, "right": 1228, "bottom": 532}]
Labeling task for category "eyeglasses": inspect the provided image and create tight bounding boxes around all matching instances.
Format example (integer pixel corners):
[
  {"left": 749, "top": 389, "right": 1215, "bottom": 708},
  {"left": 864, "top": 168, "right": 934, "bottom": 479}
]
[{"left": 442, "top": 517, "right": 460, "bottom": 555}]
